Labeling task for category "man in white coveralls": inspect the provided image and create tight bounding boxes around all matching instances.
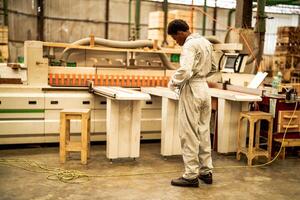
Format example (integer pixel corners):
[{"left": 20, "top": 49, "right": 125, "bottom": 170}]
[{"left": 167, "top": 19, "right": 213, "bottom": 187}]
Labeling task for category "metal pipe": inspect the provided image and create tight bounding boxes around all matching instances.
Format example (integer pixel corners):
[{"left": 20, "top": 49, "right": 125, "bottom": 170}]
[
  {"left": 253, "top": 0, "right": 266, "bottom": 73},
  {"left": 3, "top": 0, "right": 8, "bottom": 26},
  {"left": 162, "top": 0, "right": 168, "bottom": 46},
  {"left": 105, "top": 0, "right": 110, "bottom": 39},
  {"left": 135, "top": 0, "right": 141, "bottom": 39},
  {"left": 37, "top": 0, "right": 44, "bottom": 41},
  {"left": 191, "top": 0, "right": 194, "bottom": 32},
  {"left": 212, "top": 0, "right": 217, "bottom": 35},
  {"left": 128, "top": 0, "right": 132, "bottom": 40},
  {"left": 60, "top": 37, "right": 176, "bottom": 70},
  {"left": 235, "top": 0, "right": 252, "bottom": 28},
  {"left": 227, "top": 9, "right": 235, "bottom": 28},
  {"left": 202, "top": 0, "right": 207, "bottom": 36}
]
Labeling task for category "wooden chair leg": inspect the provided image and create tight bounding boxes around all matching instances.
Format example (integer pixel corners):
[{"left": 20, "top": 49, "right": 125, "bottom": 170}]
[
  {"left": 247, "top": 156, "right": 253, "bottom": 166},
  {"left": 267, "top": 118, "right": 273, "bottom": 161},
  {"left": 282, "top": 147, "right": 286, "bottom": 160}
]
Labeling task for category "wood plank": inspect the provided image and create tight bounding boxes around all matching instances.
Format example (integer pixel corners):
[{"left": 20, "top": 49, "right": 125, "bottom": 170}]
[
  {"left": 161, "top": 97, "right": 181, "bottom": 156},
  {"left": 118, "top": 101, "right": 132, "bottom": 157},
  {"left": 61, "top": 109, "right": 91, "bottom": 114},
  {"left": 208, "top": 88, "right": 262, "bottom": 102},
  {"left": 93, "top": 86, "right": 151, "bottom": 100},
  {"left": 130, "top": 100, "right": 142, "bottom": 158},
  {"left": 106, "top": 99, "right": 119, "bottom": 159},
  {"left": 141, "top": 87, "right": 179, "bottom": 100}
]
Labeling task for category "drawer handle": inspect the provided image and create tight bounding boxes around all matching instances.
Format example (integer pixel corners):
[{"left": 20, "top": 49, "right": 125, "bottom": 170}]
[
  {"left": 100, "top": 101, "right": 107, "bottom": 105},
  {"left": 28, "top": 101, "right": 37, "bottom": 105},
  {"left": 282, "top": 125, "right": 299, "bottom": 129},
  {"left": 283, "top": 115, "right": 298, "bottom": 119},
  {"left": 146, "top": 101, "right": 153, "bottom": 105},
  {"left": 82, "top": 101, "right": 90, "bottom": 105},
  {"left": 51, "top": 101, "right": 58, "bottom": 104}
]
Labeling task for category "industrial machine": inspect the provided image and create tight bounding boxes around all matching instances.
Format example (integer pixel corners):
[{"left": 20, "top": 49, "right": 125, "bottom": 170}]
[{"left": 0, "top": 37, "right": 246, "bottom": 145}]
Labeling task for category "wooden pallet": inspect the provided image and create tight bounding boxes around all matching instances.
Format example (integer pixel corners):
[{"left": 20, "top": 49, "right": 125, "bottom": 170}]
[
  {"left": 148, "top": 11, "right": 175, "bottom": 29},
  {"left": 0, "top": 44, "right": 8, "bottom": 60},
  {"left": 0, "top": 26, "right": 8, "bottom": 44}
]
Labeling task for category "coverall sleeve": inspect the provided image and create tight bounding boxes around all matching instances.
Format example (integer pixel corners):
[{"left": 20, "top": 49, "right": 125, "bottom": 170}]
[{"left": 169, "top": 42, "right": 196, "bottom": 89}]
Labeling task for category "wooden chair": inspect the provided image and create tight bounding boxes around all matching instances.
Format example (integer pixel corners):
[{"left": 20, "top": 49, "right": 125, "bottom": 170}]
[
  {"left": 59, "top": 109, "right": 91, "bottom": 164},
  {"left": 236, "top": 111, "right": 273, "bottom": 166},
  {"left": 274, "top": 110, "right": 300, "bottom": 159}
]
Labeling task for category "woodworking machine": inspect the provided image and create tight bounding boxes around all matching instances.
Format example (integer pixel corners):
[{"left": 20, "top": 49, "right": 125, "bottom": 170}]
[{"left": 0, "top": 38, "right": 246, "bottom": 145}]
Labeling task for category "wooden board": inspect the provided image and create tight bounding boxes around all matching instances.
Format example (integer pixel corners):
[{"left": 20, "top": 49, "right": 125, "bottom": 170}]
[
  {"left": 93, "top": 86, "right": 151, "bottom": 100},
  {"left": 208, "top": 88, "right": 262, "bottom": 102},
  {"left": 141, "top": 87, "right": 179, "bottom": 100}
]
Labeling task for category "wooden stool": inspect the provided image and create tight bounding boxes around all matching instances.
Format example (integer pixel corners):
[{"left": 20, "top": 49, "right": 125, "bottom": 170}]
[
  {"left": 59, "top": 109, "right": 91, "bottom": 164},
  {"left": 236, "top": 111, "right": 273, "bottom": 166}
]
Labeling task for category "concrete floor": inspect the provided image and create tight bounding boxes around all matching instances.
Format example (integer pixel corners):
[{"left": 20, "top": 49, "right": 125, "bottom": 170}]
[{"left": 0, "top": 142, "right": 299, "bottom": 200}]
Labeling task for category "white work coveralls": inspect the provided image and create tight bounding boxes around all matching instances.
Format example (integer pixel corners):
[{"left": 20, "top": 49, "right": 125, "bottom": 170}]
[{"left": 168, "top": 33, "right": 213, "bottom": 179}]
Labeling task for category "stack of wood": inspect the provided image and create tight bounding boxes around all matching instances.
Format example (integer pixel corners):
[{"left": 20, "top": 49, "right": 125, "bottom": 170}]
[
  {"left": 147, "top": 11, "right": 175, "bottom": 47},
  {"left": 0, "top": 26, "right": 8, "bottom": 62},
  {"left": 169, "top": 10, "right": 196, "bottom": 32},
  {"left": 273, "top": 26, "right": 300, "bottom": 81},
  {"left": 147, "top": 10, "right": 196, "bottom": 47}
]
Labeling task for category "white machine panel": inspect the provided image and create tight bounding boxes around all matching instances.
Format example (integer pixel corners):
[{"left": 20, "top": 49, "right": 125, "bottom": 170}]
[
  {"left": 44, "top": 110, "right": 95, "bottom": 134},
  {"left": 0, "top": 120, "right": 44, "bottom": 135},
  {"left": 0, "top": 113, "right": 44, "bottom": 119},
  {"left": 44, "top": 92, "right": 94, "bottom": 109},
  {"left": 94, "top": 96, "right": 108, "bottom": 109},
  {"left": 0, "top": 93, "right": 44, "bottom": 109},
  {"left": 142, "top": 96, "right": 162, "bottom": 109},
  {"left": 94, "top": 109, "right": 106, "bottom": 133},
  {"left": 1, "top": 136, "right": 45, "bottom": 144}
]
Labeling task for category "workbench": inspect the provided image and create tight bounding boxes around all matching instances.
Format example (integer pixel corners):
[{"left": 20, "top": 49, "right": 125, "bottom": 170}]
[
  {"left": 143, "top": 86, "right": 263, "bottom": 154},
  {"left": 93, "top": 86, "right": 151, "bottom": 160},
  {"left": 208, "top": 88, "right": 262, "bottom": 153}
]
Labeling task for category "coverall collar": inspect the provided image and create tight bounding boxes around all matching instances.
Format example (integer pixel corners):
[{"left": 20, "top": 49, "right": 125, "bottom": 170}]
[{"left": 184, "top": 33, "right": 201, "bottom": 45}]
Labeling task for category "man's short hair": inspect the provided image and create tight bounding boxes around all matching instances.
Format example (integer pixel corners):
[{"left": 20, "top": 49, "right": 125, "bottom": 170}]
[{"left": 167, "top": 19, "right": 189, "bottom": 35}]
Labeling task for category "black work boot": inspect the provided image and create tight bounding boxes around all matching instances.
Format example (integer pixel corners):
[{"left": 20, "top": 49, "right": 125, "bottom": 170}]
[
  {"left": 198, "top": 172, "right": 213, "bottom": 184},
  {"left": 171, "top": 177, "right": 199, "bottom": 187}
]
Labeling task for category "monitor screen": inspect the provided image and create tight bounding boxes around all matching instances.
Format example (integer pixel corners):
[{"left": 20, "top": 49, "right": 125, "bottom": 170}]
[
  {"left": 224, "top": 55, "right": 237, "bottom": 69},
  {"left": 221, "top": 53, "right": 248, "bottom": 73}
]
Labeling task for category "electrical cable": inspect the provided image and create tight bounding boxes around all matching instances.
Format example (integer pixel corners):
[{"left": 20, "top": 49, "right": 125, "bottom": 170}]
[{"left": 0, "top": 3, "right": 297, "bottom": 184}]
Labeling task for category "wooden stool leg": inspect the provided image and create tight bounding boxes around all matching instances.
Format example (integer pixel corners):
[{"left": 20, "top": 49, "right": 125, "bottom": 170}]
[
  {"left": 255, "top": 120, "right": 261, "bottom": 150},
  {"left": 282, "top": 147, "right": 286, "bottom": 160},
  {"left": 247, "top": 120, "right": 255, "bottom": 166},
  {"left": 66, "top": 119, "right": 70, "bottom": 158},
  {"left": 267, "top": 119, "right": 273, "bottom": 161},
  {"left": 87, "top": 118, "right": 91, "bottom": 158},
  {"left": 81, "top": 116, "right": 88, "bottom": 164},
  {"left": 60, "top": 114, "right": 66, "bottom": 163},
  {"left": 236, "top": 117, "right": 243, "bottom": 160}
]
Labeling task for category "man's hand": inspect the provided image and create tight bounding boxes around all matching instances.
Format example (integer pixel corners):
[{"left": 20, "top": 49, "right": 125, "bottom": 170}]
[{"left": 168, "top": 79, "right": 177, "bottom": 91}]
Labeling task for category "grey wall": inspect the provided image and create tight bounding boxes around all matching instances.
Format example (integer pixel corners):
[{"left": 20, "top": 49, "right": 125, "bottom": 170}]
[{"left": 6, "top": 0, "right": 299, "bottom": 62}]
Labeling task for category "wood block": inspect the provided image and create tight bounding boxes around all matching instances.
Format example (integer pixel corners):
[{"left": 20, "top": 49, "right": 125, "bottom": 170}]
[{"left": 0, "top": 45, "right": 8, "bottom": 59}]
